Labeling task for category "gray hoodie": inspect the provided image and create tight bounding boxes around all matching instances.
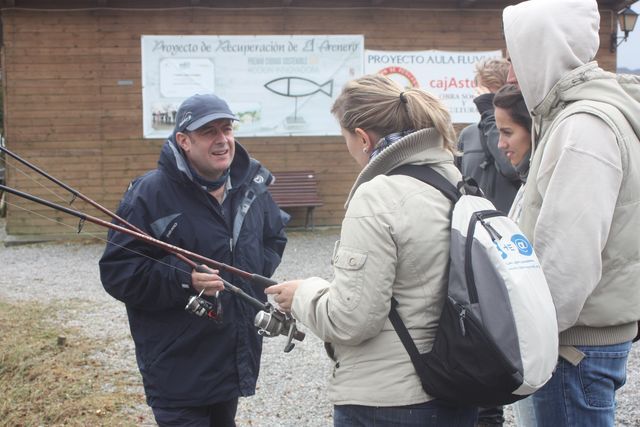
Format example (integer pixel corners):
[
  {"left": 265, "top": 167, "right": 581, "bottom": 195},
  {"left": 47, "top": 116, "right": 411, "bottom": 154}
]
[{"left": 503, "top": 0, "right": 640, "bottom": 343}]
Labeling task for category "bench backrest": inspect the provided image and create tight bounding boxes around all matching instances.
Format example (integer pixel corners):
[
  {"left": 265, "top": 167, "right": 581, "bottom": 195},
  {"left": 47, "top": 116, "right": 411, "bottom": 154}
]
[{"left": 269, "top": 171, "right": 323, "bottom": 208}]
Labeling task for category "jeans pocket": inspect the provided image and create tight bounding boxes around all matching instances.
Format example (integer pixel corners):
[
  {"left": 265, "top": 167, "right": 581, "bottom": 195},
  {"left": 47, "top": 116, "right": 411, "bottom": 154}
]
[{"left": 578, "top": 346, "right": 629, "bottom": 408}]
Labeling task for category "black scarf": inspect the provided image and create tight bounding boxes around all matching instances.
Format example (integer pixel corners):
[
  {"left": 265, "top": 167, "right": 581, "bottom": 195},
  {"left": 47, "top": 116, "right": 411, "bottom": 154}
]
[
  {"left": 515, "top": 149, "right": 531, "bottom": 183},
  {"left": 187, "top": 163, "right": 230, "bottom": 192}
]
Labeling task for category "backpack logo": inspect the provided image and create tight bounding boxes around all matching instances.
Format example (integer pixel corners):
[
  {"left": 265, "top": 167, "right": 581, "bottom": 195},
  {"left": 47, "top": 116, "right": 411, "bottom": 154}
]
[
  {"left": 492, "top": 233, "right": 533, "bottom": 259},
  {"left": 511, "top": 234, "right": 533, "bottom": 256},
  {"left": 493, "top": 241, "right": 509, "bottom": 259}
]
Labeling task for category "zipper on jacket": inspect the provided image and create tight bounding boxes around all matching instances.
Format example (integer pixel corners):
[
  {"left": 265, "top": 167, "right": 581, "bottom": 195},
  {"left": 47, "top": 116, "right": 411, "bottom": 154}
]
[{"left": 198, "top": 187, "right": 236, "bottom": 265}]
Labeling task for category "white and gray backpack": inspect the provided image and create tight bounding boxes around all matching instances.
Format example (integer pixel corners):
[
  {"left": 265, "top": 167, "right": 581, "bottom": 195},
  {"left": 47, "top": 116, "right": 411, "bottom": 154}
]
[{"left": 388, "top": 164, "right": 558, "bottom": 407}]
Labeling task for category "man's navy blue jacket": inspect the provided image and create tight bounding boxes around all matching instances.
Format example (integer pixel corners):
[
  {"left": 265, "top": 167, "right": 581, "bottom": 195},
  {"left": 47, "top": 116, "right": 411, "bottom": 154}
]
[{"left": 99, "top": 137, "right": 287, "bottom": 408}]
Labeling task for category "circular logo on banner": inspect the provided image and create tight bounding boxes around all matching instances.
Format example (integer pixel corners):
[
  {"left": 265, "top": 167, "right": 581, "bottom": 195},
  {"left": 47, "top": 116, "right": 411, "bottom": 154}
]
[
  {"left": 378, "top": 66, "right": 419, "bottom": 88},
  {"left": 511, "top": 234, "right": 533, "bottom": 256}
]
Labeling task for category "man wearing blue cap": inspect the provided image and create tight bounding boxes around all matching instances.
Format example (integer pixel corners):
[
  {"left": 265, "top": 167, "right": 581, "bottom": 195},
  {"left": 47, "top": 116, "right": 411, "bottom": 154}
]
[{"left": 100, "top": 93, "right": 288, "bottom": 426}]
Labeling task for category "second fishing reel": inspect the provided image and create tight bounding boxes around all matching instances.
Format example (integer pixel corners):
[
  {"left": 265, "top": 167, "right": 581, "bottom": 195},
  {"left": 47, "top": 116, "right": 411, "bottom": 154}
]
[
  {"left": 254, "top": 306, "right": 305, "bottom": 353},
  {"left": 186, "top": 265, "right": 305, "bottom": 352},
  {"left": 186, "top": 293, "right": 305, "bottom": 353}
]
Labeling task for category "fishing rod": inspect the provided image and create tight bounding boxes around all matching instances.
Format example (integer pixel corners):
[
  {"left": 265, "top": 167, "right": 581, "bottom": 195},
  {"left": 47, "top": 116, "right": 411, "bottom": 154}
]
[
  {"left": 0, "top": 145, "right": 277, "bottom": 289},
  {"left": 0, "top": 146, "right": 286, "bottom": 324},
  {"left": 0, "top": 149, "right": 304, "bottom": 352}
]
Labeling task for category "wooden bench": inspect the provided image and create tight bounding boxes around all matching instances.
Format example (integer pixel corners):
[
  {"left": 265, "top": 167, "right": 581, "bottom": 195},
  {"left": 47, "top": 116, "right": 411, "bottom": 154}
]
[{"left": 269, "top": 171, "right": 323, "bottom": 230}]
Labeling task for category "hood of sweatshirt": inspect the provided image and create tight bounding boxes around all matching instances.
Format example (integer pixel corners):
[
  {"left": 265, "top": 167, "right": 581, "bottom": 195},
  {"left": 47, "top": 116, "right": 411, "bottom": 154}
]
[
  {"left": 503, "top": 0, "right": 640, "bottom": 140},
  {"left": 502, "top": 0, "right": 600, "bottom": 113}
]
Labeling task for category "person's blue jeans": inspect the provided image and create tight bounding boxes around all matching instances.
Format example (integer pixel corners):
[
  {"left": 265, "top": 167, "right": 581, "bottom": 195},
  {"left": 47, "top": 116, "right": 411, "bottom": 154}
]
[
  {"left": 334, "top": 400, "right": 477, "bottom": 426},
  {"left": 530, "top": 341, "right": 632, "bottom": 427},
  {"left": 511, "top": 397, "right": 537, "bottom": 427}
]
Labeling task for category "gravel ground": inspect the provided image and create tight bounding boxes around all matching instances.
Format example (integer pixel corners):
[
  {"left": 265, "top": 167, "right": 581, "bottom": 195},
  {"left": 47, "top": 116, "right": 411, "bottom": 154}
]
[{"left": 1, "top": 220, "right": 639, "bottom": 426}]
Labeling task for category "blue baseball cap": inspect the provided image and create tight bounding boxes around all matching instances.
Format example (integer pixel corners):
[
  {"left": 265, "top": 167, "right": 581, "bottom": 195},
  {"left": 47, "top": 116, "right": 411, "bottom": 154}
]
[{"left": 175, "top": 93, "right": 238, "bottom": 132}]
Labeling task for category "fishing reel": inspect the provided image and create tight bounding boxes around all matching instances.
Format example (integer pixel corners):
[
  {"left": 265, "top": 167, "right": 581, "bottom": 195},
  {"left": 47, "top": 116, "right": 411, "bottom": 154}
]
[
  {"left": 254, "top": 305, "right": 305, "bottom": 353},
  {"left": 185, "top": 288, "right": 304, "bottom": 352},
  {"left": 186, "top": 265, "right": 304, "bottom": 352},
  {"left": 185, "top": 291, "right": 223, "bottom": 323}
]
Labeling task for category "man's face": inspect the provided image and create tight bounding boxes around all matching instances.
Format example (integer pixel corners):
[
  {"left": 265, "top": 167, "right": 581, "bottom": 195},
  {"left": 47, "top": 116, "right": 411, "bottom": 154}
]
[
  {"left": 177, "top": 119, "right": 235, "bottom": 181},
  {"left": 506, "top": 57, "right": 519, "bottom": 87}
]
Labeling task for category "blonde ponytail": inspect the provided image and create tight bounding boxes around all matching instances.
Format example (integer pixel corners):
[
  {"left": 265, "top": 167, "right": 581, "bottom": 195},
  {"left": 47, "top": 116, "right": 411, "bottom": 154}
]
[{"left": 331, "top": 74, "right": 456, "bottom": 153}]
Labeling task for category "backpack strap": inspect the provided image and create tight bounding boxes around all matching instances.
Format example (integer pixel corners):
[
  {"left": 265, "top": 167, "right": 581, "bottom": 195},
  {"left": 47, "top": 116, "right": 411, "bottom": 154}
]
[
  {"left": 387, "top": 164, "right": 459, "bottom": 390},
  {"left": 388, "top": 164, "right": 461, "bottom": 202},
  {"left": 388, "top": 297, "right": 431, "bottom": 384}
]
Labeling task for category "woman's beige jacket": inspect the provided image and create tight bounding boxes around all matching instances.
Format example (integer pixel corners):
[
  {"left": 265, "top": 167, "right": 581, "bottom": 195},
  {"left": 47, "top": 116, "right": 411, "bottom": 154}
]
[{"left": 291, "top": 128, "right": 461, "bottom": 406}]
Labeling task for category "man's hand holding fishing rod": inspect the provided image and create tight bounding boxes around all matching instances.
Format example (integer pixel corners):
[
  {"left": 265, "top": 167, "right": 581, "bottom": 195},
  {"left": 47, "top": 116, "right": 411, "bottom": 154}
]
[{"left": 191, "top": 266, "right": 225, "bottom": 296}]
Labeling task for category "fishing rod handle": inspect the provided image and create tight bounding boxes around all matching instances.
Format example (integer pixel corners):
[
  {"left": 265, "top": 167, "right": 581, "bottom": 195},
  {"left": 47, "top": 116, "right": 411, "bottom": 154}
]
[
  {"left": 250, "top": 273, "right": 278, "bottom": 288},
  {"left": 195, "top": 265, "right": 268, "bottom": 311}
]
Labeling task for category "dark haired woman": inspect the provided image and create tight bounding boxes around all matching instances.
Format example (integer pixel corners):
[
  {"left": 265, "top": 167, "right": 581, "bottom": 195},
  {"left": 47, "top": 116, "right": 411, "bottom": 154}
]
[
  {"left": 494, "top": 83, "right": 532, "bottom": 222},
  {"left": 494, "top": 84, "right": 536, "bottom": 427}
]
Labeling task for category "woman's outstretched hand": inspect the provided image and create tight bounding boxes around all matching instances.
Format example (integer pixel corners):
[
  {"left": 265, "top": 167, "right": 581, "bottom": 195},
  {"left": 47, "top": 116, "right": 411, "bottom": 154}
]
[{"left": 265, "top": 280, "right": 303, "bottom": 312}]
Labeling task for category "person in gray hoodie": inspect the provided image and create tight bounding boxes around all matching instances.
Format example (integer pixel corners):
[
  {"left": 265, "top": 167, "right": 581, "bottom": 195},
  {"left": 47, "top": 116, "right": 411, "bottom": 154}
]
[{"left": 502, "top": 0, "right": 640, "bottom": 426}]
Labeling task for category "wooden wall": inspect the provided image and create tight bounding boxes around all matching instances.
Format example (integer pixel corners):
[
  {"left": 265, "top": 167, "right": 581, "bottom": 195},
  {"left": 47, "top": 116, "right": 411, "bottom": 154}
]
[{"left": 0, "top": 4, "right": 618, "bottom": 239}]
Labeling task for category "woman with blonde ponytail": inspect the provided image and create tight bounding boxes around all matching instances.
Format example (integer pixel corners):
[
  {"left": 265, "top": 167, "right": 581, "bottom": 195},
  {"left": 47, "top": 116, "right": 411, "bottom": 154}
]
[{"left": 266, "top": 75, "right": 477, "bottom": 426}]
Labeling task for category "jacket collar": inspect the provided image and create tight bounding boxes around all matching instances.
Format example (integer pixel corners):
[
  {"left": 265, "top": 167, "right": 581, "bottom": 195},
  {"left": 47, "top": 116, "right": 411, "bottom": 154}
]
[{"left": 346, "top": 128, "right": 453, "bottom": 206}]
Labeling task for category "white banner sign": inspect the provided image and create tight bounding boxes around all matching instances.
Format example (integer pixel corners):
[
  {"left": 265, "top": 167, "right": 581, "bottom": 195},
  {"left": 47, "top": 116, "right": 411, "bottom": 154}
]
[
  {"left": 141, "top": 35, "right": 364, "bottom": 138},
  {"left": 365, "top": 49, "right": 503, "bottom": 123}
]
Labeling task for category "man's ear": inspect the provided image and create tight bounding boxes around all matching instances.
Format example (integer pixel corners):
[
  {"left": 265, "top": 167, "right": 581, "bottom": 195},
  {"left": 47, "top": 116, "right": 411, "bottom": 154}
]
[
  {"left": 175, "top": 132, "right": 190, "bottom": 151},
  {"left": 354, "top": 128, "right": 375, "bottom": 153}
]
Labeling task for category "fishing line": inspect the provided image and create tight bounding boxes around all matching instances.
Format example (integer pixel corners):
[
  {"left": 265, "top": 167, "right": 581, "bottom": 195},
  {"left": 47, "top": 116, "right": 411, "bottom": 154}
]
[
  {"left": 0, "top": 147, "right": 305, "bottom": 350},
  {"left": 3, "top": 159, "right": 73, "bottom": 206},
  {"left": 3, "top": 198, "right": 193, "bottom": 278},
  {"left": 1, "top": 145, "right": 266, "bottom": 281}
]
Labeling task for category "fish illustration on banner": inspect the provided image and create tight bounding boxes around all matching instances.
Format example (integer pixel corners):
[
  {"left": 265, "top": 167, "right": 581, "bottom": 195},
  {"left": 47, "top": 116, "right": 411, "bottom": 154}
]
[{"left": 264, "top": 77, "right": 334, "bottom": 130}]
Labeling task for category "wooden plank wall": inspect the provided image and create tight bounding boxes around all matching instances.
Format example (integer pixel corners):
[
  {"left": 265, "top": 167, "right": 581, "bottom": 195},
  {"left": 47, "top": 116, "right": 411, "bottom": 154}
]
[{"left": 1, "top": 5, "right": 617, "bottom": 238}]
